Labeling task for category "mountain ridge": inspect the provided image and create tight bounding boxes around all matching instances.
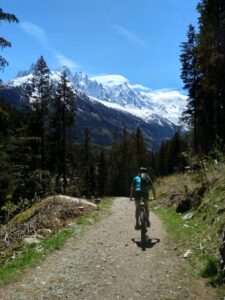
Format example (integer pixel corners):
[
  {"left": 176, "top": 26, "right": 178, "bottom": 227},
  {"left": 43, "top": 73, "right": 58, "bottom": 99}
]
[
  {"left": 10, "top": 65, "right": 187, "bottom": 126},
  {"left": 1, "top": 64, "right": 187, "bottom": 150}
]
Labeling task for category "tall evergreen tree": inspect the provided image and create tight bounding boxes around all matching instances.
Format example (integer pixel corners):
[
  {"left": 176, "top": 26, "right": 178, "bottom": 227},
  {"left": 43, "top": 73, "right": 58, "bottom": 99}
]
[
  {"left": 180, "top": 24, "right": 201, "bottom": 153},
  {"left": 29, "top": 56, "right": 51, "bottom": 174},
  {"left": 117, "top": 128, "right": 130, "bottom": 196},
  {"left": 50, "top": 71, "right": 76, "bottom": 193},
  {"left": 133, "top": 128, "right": 147, "bottom": 169},
  {"left": 107, "top": 131, "right": 119, "bottom": 195},
  {"left": 97, "top": 149, "right": 108, "bottom": 196},
  {"left": 166, "top": 132, "right": 185, "bottom": 174},
  {"left": 197, "top": 0, "right": 225, "bottom": 151},
  {"left": 81, "top": 128, "right": 96, "bottom": 197},
  {"left": 155, "top": 141, "right": 168, "bottom": 176}
]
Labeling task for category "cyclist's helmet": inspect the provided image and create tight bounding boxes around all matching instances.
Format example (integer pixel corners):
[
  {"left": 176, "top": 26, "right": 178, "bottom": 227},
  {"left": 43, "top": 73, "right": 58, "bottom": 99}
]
[{"left": 139, "top": 167, "right": 147, "bottom": 173}]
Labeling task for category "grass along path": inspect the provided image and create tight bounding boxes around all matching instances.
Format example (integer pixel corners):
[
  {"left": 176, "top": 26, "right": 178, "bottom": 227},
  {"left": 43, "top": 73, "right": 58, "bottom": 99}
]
[
  {"left": 153, "top": 205, "right": 221, "bottom": 283},
  {"left": 152, "top": 164, "right": 225, "bottom": 296}
]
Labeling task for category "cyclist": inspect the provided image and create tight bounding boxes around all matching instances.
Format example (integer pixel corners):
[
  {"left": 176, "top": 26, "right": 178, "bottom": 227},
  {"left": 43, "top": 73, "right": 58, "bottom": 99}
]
[{"left": 130, "top": 167, "right": 156, "bottom": 230}]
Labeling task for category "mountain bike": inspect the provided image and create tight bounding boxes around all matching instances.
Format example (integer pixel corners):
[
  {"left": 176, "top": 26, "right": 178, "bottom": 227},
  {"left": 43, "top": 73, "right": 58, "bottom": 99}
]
[{"left": 139, "top": 197, "right": 148, "bottom": 248}]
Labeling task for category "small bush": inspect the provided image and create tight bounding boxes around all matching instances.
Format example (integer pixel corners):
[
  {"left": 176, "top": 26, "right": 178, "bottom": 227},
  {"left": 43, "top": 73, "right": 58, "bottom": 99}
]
[
  {"left": 201, "top": 257, "right": 218, "bottom": 278},
  {"left": 200, "top": 257, "right": 223, "bottom": 284}
]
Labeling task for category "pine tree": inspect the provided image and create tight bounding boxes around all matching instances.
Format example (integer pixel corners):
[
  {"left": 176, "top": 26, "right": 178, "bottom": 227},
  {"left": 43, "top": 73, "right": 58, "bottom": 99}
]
[
  {"left": 0, "top": 8, "right": 19, "bottom": 72},
  {"left": 49, "top": 71, "right": 76, "bottom": 193},
  {"left": 116, "top": 128, "right": 130, "bottom": 196},
  {"left": 107, "top": 130, "right": 119, "bottom": 195},
  {"left": 133, "top": 127, "right": 147, "bottom": 169},
  {"left": 180, "top": 24, "right": 201, "bottom": 153},
  {"left": 197, "top": 0, "right": 225, "bottom": 151},
  {"left": 29, "top": 56, "right": 51, "bottom": 174},
  {"left": 155, "top": 141, "right": 168, "bottom": 176},
  {"left": 106, "top": 128, "right": 150, "bottom": 196},
  {"left": 166, "top": 132, "right": 184, "bottom": 174},
  {"left": 97, "top": 149, "right": 108, "bottom": 196},
  {"left": 0, "top": 99, "right": 27, "bottom": 208},
  {"left": 81, "top": 128, "right": 96, "bottom": 198}
]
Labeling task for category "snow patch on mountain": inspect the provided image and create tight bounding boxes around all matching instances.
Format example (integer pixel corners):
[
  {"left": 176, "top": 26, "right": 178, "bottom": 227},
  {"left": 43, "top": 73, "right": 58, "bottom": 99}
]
[
  {"left": 91, "top": 74, "right": 128, "bottom": 86},
  {"left": 7, "top": 65, "right": 187, "bottom": 126},
  {"left": 8, "top": 74, "right": 33, "bottom": 87},
  {"left": 128, "top": 83, "right": 151, "bottom": 92},
  {"left": 139, "top": 90, "right": 187, "bottom": 125},
  {"left": 89, "top": 96, "right": 173, "bottom": 128},
  {"left": 89, "top": 74, "right": 187, "bottom": 125}
]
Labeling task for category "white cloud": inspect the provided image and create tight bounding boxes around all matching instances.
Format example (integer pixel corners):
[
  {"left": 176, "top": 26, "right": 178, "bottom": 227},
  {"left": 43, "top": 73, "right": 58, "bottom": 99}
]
[
  {"left": 55, "top": 53, "right": 80, "bottom": 70},
  {"left": 20, "top": 21, "right": 49, "bottom": 46},
  {"left": 112, "top": 25, "right": 146, "bottom": 47}
]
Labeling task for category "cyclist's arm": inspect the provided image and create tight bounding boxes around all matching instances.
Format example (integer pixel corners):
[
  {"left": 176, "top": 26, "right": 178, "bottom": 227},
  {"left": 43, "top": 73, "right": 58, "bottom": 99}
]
[{"left": 147, "top": 175, "right": 156, "bottom": 200}]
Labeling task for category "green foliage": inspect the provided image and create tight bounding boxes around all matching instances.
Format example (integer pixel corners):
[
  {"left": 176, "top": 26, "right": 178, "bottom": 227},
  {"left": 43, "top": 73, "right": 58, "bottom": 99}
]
[
  {"left": 154, "top": 131, "right": 188, "bottom": 176},
  {"left": 0, "top": 7, "right": 19, "bottom": 72},
  {"left": 1, "top": 201, "right": 18, "bottom": 222},
  {"left": 200, "top": 257, "right": 219, "bottom": 280},
  {"left": 209, "top": 137, "right": 225, "bottom": 162}
]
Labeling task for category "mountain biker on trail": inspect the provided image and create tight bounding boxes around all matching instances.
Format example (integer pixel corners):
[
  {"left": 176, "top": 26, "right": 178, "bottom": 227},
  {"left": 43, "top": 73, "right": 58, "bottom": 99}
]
[{"left": 130, "top": 167, "right": 156, "bottom": 230}]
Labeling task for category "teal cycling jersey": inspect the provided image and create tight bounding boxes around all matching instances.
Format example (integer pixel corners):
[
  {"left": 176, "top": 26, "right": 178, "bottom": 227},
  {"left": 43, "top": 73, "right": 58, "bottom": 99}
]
[{"left": 131, "top": 173, "right": 152, "bottom": 193}]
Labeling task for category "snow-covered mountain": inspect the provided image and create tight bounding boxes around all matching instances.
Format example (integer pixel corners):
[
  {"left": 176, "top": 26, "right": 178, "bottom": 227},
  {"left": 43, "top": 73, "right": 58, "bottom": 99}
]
[
  {"left": 73, "top": 72, "right": 187, "bottom": 125},
  {"left": 1, "top": 65, "right": 187, "bottom": 149},
  {"left": 9, "top": 66, "right": 187, "bottom": 126}
]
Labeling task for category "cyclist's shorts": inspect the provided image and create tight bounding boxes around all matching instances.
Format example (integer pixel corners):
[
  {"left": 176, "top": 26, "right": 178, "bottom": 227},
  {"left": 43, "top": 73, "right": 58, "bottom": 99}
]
[{"left": 134, "top": 191, "right": 149, "bottom": 201}]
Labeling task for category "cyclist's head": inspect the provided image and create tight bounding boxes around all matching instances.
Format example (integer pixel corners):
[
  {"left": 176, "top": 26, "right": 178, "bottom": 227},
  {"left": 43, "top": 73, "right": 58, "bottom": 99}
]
[{"left": 139, "top": 167, "right": 147, "bottom": 173}]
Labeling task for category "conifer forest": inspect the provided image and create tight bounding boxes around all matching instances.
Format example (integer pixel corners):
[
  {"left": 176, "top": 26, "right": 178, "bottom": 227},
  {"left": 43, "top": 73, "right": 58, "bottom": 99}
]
[{"left": 1, "top": 0, "right": 225, "bottom": 224}]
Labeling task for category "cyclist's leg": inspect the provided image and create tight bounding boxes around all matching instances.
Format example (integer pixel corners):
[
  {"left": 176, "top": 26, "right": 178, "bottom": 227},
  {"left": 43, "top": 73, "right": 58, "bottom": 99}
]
[
  {"left": 135, "top": 200, "right": 140, "bottom": 223},
  {"left": 143, "top": 192, "right": 150, "bottom": 223}
]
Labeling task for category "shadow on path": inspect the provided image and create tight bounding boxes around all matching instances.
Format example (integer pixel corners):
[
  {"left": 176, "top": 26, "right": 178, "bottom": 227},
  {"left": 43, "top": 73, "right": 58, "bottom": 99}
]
[{"left": 131, "top": 237, "right": 160, "bottom": 251}]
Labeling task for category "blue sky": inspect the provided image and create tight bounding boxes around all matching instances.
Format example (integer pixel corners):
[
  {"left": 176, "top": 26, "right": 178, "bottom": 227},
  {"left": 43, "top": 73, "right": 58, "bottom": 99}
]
[{"left": 1, "top": 0, "right": 199, "bottom": 90}]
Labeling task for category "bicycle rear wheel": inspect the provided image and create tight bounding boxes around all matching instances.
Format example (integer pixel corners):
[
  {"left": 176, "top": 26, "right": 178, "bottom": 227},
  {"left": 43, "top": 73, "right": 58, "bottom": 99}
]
[{"left": 140, "top": 209, "right": 147, "bottom": 246}]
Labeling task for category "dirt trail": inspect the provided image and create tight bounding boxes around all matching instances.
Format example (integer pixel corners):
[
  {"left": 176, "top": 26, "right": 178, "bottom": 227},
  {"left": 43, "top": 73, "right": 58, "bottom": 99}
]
[{"left": 0, "top": 198, "right": 219, "bottom": 300}]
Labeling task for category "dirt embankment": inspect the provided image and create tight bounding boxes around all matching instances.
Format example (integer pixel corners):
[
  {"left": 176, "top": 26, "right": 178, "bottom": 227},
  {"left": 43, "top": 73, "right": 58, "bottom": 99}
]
[{"left": 0, "top": 198, "right": 219, "bottom": 300}]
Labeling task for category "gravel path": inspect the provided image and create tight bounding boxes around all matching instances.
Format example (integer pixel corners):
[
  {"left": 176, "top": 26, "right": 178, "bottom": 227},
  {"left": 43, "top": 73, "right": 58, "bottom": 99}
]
[{"left": 0, "top": 197, "right": 219, "bottom": 300}]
